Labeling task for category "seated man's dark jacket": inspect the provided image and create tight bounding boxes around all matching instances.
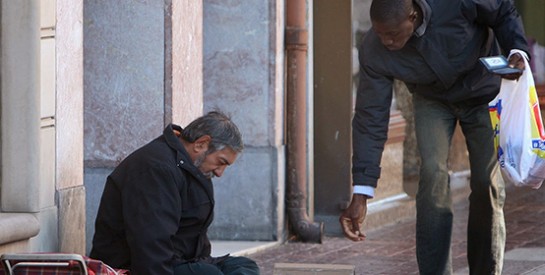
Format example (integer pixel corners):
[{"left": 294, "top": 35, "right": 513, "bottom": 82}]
[
  {"left": 90, "top": 124, "right": 215, "bottom": 275},
  {"left": 352, "top": 0, "right": 530, "bottom": 189}
]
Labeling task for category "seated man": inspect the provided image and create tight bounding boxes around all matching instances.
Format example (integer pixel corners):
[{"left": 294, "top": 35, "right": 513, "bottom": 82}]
[{"left": 90, "top": 111, "right": 260, "bottom": 275}]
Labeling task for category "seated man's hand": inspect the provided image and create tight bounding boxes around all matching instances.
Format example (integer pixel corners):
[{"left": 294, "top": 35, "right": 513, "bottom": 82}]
[
  {"left": 339, "top": 194, "right": 368, "bottom": 242},
  {"left": 502, "top": 52, "right": 525, "bottom": 80}
]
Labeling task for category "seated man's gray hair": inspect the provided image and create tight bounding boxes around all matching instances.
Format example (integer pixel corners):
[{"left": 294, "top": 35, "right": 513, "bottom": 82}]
[{"left": 181, "top": 111, "right": 244, "bottom": 153}]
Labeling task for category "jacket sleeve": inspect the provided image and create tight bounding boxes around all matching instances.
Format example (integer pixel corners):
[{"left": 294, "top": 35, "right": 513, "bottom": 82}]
[
  {"left": 352, "top": 53, "right": 393, "bottom": 188},
  {"left": 122, "top": 165, "right": 181, "bottom": 275},
  {"left": 470, "top": 0, "right": 529, "bottom": 54}
]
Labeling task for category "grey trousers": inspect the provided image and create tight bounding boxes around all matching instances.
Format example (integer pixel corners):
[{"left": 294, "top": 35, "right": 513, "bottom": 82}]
[
  {"left": 413, "top": 94, "right": 506, "bottom": 275},
  {"left": 174, "top": 256, "right": 260, "bottom": 275}
]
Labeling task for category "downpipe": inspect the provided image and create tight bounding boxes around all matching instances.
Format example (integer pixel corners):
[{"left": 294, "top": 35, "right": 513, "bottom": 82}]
[{"left": 285, "top": 0, "right": 323, "bottom": 243}]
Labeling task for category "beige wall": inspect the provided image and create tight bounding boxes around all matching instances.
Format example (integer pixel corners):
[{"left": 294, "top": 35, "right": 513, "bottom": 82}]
[
  {"left": 170, "top": 0, "right": 204, "bottom": 126},
  {"left": 0, "top": 0, "right": 85, "bottom": 254},
  {"left": 56, "top": 0, "right": 85, "bottom": 254}
]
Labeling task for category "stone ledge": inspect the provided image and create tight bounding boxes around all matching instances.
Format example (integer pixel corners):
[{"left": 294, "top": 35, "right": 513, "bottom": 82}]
[
  {"left": 365, "top": 170, "right": 471, "bottom": 232},
  {"left": 0, "top": 213, "right": 40, "bottom": 245},
  {"left": 273, "top": 263, "right": 355, "bottom": 275},
  {"left": 365, "top": 193, "right": 416, "bottom": 231}
]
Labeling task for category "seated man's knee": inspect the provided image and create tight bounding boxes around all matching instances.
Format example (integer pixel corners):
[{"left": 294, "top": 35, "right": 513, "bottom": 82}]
[{"left": 220, "top": 256, "right": 260, "bottom": 274}]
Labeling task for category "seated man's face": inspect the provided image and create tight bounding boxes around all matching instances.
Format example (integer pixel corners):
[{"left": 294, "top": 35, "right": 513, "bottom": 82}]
[{"left": 194, "top": 147, "right": 238, "bottom": 179}]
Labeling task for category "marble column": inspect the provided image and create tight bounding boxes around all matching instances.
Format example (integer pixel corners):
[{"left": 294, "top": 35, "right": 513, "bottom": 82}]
[{"left": 83, "top": 0, "right": 204, "bottom": 252}]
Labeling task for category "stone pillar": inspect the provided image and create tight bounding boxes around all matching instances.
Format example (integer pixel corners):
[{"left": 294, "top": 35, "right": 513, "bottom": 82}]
[
  {"left": 83, "top": 0, "right": 204, "bottom": 252},
  {"left": 169, "top": 0, "right": 203, "bottom": 125},
  {"left": 0, "top": 0, "right": 54, "bottom": 253},
  {"left": 313, "top": 0, "right": 354, "bottom": 236},
  {"left": 1, "top": 0, "right": 41, "bottom": 213},
  {"left": 373, "top": 110, "right": 407, "bottom": 200},
  {"left": 203, "top": 0, "right": 285, "bottom": 240},
  {"left": 393, "top": 81, "right": 420, "bottom": 197},
  {"left": 1, "top": 0, "right": 85, "bottom": 254},
  {"left": 56, "top": 0, "right": 85, "bottom": 254}
]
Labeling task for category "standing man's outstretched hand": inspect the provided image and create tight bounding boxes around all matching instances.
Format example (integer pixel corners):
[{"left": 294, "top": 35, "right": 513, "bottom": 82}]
[
  {"left": 339, "top": 194, "right": 368, "bottom": 241},
  {"left": 502, "top": 52, "right": 526, "bottom": 80}
]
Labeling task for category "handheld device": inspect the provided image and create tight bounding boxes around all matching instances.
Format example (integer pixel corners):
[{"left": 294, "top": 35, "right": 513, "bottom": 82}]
[{"left": 479, "top": 55, "right": 522, "bottom": 75}]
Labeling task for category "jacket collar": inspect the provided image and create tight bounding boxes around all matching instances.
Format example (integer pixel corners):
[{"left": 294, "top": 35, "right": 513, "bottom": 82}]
[
  {"left": 163, "top": 124, "right": 193, "bottom": 166},
  {"left": 413, "top": 0, "right": 431, "bottom": 37},
  {"left": 163, "top": 123, "right": 215, "bottom": 202}
]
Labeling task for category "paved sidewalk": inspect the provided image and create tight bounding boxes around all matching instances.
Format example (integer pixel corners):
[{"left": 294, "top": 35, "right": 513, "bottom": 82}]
[{"left": 248, "top": 181, "right": 545, "bottom": 274}]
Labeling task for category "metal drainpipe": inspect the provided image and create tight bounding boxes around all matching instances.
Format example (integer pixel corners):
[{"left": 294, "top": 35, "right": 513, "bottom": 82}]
[{"left": 285, "top": 0, "right": 323, "bottom": 243}]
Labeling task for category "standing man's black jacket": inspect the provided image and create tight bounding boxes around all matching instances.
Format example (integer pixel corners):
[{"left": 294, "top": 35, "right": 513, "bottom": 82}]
[
  {"left": 352, "top": 0, "right": 529, "bottom": 189},
  {"left": 90, "top": 124, "right": 215, "bottom": 275}
]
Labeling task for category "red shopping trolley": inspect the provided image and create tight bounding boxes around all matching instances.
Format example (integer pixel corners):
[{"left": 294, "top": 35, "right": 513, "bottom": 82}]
[{"left": 0, "top": 253, "right": 128, "bottom": 275}]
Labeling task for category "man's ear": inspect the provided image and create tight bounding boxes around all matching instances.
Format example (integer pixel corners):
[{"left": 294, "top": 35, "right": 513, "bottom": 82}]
[
  {"left": 409, "top": 10, "right": 418, "bottom": 22},
  {"left": 193, "top": 135, "right": 211, "bottom": 154}
]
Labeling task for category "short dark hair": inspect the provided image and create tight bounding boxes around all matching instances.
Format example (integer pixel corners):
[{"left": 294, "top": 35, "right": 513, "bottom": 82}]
[
  {"left": 181, "top": 111, "right": 244, "bottom": 153},
  {"left": 370, "top": 0, "right": 413, "bottom": 24}
]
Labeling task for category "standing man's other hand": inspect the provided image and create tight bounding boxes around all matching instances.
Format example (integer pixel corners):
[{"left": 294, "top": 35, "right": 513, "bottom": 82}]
[
  {"left": 339, "top": 194, "right": 368, "bottom": 242},
  {"left": 503, "top": 52, "right": 526, "bottom": 80}
]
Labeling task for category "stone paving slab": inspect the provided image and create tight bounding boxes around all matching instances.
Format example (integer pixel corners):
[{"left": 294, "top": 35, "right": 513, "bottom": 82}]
[
  {"left": 505, "top": 248, "right": 545, "bottom": 261},
  {"left": 211, "top": 241, "right": 277, "bottom": 257},
  {"left": 273, "top": 263, "right": 355, "bottom": 275},
  {"left": 250, "top": 180, "right": 545, "bottom": 275},
  {"left": 525, "top": 264, "right": 545, "bottom": 275}
]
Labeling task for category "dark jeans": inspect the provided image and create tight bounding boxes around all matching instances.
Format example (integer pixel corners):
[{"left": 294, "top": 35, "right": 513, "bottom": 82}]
[
  {"left": 174, "top": 256, "right": 260, "bottom": 275},
  {"left": 413, "top": 94, "right": 506, "bottom": 275}
]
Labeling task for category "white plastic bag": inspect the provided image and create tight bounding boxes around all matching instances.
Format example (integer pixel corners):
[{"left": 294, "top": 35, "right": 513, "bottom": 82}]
[{"left": 488, "top": 50, "right": 545, "bottom": 189}]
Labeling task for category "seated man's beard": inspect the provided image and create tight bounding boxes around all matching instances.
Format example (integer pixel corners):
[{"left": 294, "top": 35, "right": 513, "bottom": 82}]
[
  {"left": 194, "top": 151, "right": 215, "bottom": 179},
  {"left": 202, "top": 171, "right": 214, "bottom": 179}
]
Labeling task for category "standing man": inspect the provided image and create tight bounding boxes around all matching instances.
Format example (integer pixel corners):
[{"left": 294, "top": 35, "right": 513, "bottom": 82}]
[
  {"left": 90, "top": 111, "right": 260, "bottom": 275},
  {"left": 339, "top": 0, "right": 529, "bottom": 274}
]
